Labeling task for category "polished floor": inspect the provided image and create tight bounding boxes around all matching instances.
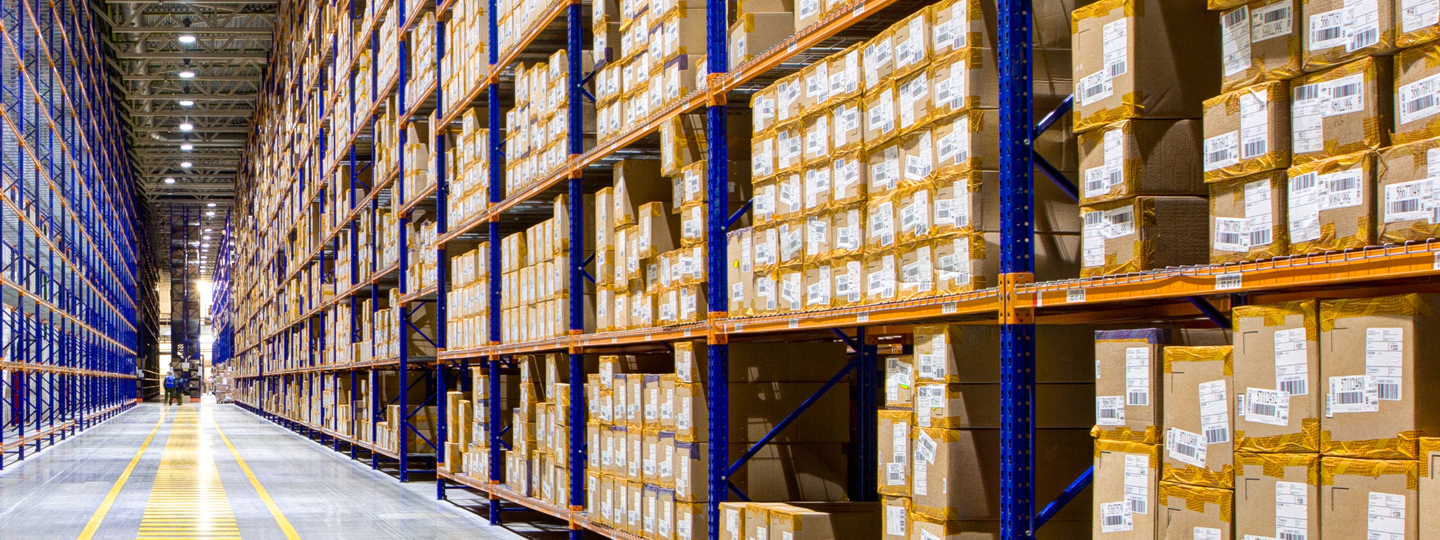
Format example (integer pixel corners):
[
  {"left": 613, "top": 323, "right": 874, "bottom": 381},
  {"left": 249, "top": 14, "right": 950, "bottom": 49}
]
[{"left": 0, "top": 402, "right": 552, "bottom": 539}]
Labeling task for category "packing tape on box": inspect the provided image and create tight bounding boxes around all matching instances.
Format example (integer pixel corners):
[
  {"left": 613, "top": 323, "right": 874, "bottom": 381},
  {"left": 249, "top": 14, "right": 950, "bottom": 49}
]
[
  {"left": 1320, "top": 294, "right": 1433, "bottom": 332},
  {"left": 1163, "top": 461, "right": 1235, "bottom": 490},
  {"left": 1202, "top": 82, "right": 1291, "bottom": 183},
  {"left": 1320, "top": 430, "right": 1425, "bottom": 460},
  {"left": 1080, "top": 197, "right": 1158, "bottom": 278},
  {"left": 1419, "top": 438, "right": 1440, "bottom": 478},
  {"left": 1069, "top": 0, "right": 1141, "bottom": 34},
  {"left": 1320, "top": 457, "right": 1420, "bottom": 491},
  {"left": 1379, "top": 138, "right": 1440, "bottom": 242},
  {"left": 948, "top": 47, "right": 990, "bottom": 113},
  {"left": 1095, "top": 328, "right": 1167, "bottom": 344},
  {"left": 1093, "top": 439, "right": 1161, "bottom": 468},
  {"left": 1232, "top": 301, "right": 1317, "bottom": 340},
  {"left": 1075, "top": 92, "right": 1142, "bottom": 136},
  {"left": 936, "top": 116, "right": 992, "bottom": 177},
  {"left": 1396, "top": 48, "right": 1440, "bottom": 145},
  {"left": 1161, "top": 345, "right": 1233, "bottom": 377},
  {"left": 1091, "top": 424, "right": 1161, "bottom": 445},
  {"left": 1236, "top": 417, "right": 1321, "bottom": 454},
  {"left": 1158, "top": 481, "right": 1234, "bottom": 523},
  {"left": 1399, "top": 21, "right": 1440, "bottom": 49},
  {"left": 1235, "top": 452, "right": 1319, "bottom": 484},
  {"left": 1077, "top": 122, "right": 1145, "bottom": 205},
  {"left": 1288, "top": 152, "right": 1376, "bottom": 252}
]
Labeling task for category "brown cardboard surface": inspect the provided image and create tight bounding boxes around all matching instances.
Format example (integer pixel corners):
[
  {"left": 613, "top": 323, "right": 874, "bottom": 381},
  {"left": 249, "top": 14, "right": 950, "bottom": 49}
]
[
  {"left": 1285, "top": 150, "right": 1377, "bottom": 254},
  {"left": 1157, "top": 481, "right": 1233, "bottom": 540},
  {"left": 1233, "top": 300, "right": 1322, "bottom": 453},
  {"left": 1289, "top": 56, "right": 1392, "bottom": 164},
  {"left": 1234, "top": 452, "right": 1318, "bottom": 540},
  {"left": 1079, "top": 196, "right": 1210, "bottom": 278},
  {"left": 1093, "top": 328, "right": 1167, "bottom": 444},
  {"left": 1070, "top": 0, "right": 1218, "bottom": 133},
  {"left": 1300, "top": 0, "right": 1397, "bottom": 71},
  {"left": 1162, "top": 346, "right": 1235, "bottom": 489},
  {"left": 1079, "top": 119, "right": 1206, "bottom": 205},
  {"left": 1202, "top": 81, "right": 1292, "bottom": 182},
  {"left": 1395, "top": 44, "right": 1440, "bottom": 144},
  {"left": 765, "top": 502, "right": 881, "bottom": 540},
  {"left": 1319, "top": 294, "right": 1440, "bottom": 459},
  {"left": 886, "top": 355, "right": 916, "bottom": 409},
  {"left": 914, "top": 383, "right": 1094, "bottom": 429},
  {"left": 1219, "top": 0, "right": 1303, "bottom": 92},
  {"left": 912, "top": 324, "right": 1100, "bottom": 384},
  {"left": 880, "top": 409, "right": 914, "bottom": 497},
  {"left": 910, "top": 428, "right": 1093, "bottom": 522},
  {"left": 1092, "top": 440, "right": 1160, "bottom": 540},
  {"left": 1377, "top": 137, "right": 1440, "bottom": 243},
  {"left": 883, "top": 496, "right": 911, "bottom": 540},
  {"left": 1320, "top": 456, "right": 1419, "bottom": 540},
  {"left": 1422, "top": 438, "right": 1440, "bottom": 540},
  {"left": 730, "top": 443, "right": 851, "bottom": 501},
  {"left": 1207, "top": 170, "right": 1290, "bottom": 264}
]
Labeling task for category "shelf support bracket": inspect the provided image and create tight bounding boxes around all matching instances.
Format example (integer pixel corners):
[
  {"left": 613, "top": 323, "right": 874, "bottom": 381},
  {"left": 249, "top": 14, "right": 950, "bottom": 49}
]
[{"left": 1188, "top": 296, "right": 1232, "bottom": 329}]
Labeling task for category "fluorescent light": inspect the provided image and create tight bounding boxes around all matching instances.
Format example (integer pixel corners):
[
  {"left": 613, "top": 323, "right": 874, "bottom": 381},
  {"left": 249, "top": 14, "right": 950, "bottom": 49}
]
[
  {"left": 181, "top": 143, "right": 194, "bottom": 151},
  {"left": 202, "top": 243, "right": 210, "bottom": 248},
  {"left": 178, "top": 70, "right": 196, "bottom": 79},
  {"left": 178, "top": 34, "right": 197, "bottom": 44},
  {"left": 203, "top": 236, "right": 211, "bottom": 240},
  {"left": 180, "top": 161, "right": 192, "bottom": 168},
  {"left": 179, "top": 122, "right": 193, "bottom": 131},
  {"left": 164, "top": 177, "right": 176, "bottom": 184},
  {"left": 206, "top": 211, "right": 216, "bottom": 217},
  {"left": 207, "top": 203, "right": 217, "bottom": 207},
  {"left": 179, "top": 100, "right": 194, "bottom": 107},
  {"left": 205, "top": 228, "right": 212, "bottom": 232}
]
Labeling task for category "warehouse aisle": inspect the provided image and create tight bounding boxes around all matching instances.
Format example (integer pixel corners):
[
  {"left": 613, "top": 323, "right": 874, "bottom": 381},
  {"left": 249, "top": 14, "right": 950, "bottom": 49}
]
[{"left": 0, "top": 403, "right": 532, "bottom": 540}]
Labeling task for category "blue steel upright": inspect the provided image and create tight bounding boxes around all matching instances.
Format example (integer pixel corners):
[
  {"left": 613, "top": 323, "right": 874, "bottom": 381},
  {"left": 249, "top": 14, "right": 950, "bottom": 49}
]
[
  {"left": 997, "top": 0, "right": 1036, "bottom": 539},
  {"left": 704, "top": 0, "right": 729, "bottom": 533},
  {"left": 566, "top": 3, "right": 585, "bottom": 537},
  {"left": 485, "top": 0, "right": 504, "bottom": 525}
]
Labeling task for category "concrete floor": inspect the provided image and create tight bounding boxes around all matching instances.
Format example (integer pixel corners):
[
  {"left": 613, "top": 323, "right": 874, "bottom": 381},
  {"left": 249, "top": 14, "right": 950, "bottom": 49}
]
[{"left": 0, "top": 403, "right": 571, "bottom": 539}]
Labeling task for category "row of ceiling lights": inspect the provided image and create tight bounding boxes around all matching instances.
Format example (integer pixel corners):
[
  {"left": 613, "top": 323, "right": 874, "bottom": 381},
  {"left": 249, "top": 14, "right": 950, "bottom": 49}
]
[{"left": 169, "top": 22, "right": 226, "bottom": 273}]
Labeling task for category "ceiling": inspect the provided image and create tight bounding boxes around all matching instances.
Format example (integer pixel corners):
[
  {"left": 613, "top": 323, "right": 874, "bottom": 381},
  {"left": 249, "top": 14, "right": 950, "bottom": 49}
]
[{"left": 92, "top": 0, "right": 277, "bottom": 277}]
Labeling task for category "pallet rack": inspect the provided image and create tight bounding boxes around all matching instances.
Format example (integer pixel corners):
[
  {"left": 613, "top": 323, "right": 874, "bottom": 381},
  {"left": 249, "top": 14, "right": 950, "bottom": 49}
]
[
  {"left": 0, "top": 0, "right": 144, "bottom": 467},
  {"left": 217, "top": 0, "right": 1440, "bottom": 539}
]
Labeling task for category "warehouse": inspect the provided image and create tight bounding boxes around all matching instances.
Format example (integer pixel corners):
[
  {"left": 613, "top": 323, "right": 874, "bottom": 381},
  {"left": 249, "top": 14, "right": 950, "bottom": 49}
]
[{"left": 4, "top": 0, "right": 1440, "bottom": 538}]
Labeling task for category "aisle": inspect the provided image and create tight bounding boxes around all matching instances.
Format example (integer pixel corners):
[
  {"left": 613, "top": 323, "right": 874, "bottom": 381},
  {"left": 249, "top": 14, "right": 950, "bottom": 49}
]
[{"left": 0, "top": 403, "right": 532, "bottom": 539}]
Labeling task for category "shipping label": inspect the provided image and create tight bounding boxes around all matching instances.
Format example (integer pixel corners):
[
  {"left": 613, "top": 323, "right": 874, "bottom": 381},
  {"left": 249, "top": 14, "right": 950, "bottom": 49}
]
[
  {"left": 1274, "top": 327, "right": 1310, "bottom": 396},
  {"left": 1367, "top": 492, "right": 1406, "bottom": 540},
  {"left": 1276, "top": 481, "right": 1309, "bottom": 540},
  {"left": 1166, "top": 427, "right": 1208, "bottom": 468},
  {"left": 1199, "top": 380, "right": 1231, "bottom": 444},
  {"left": 1365, "top": 327, "right": 1404, "bottom": 401}
]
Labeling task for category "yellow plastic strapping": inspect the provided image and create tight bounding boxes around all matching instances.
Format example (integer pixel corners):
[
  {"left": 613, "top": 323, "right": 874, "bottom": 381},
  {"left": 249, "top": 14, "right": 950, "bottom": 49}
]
[
  {"left": 1232, "top": 300, "right": 1317, "bottom": 341},
  {"left": 1320, "top": 457, "right": 1420, "bottom": 491},
  {"left": 1236, "top": 452, "right": 1320, "bottom": 484},
  {"left": 1320, "top": 430, "right": 1425, "bottom": 460},
  {"left": 1236, "top": 418, "right": 1321, "bottom": 454},
  {"left": 1158, "top": 482, "right": 1235, "bottom": 523},
  {"left": 1320, "top": 293, "right": 1432, "bottom": 332},
  {"left": 1162, "top": 346, "right": 1233, "bottom": 376},
  {"left": 1069, "top": 0, "right": 1140, "bottom": 34},
  {"left": 1092, "top": 424, "right": 1161, "bottom": 445},
  {"left": 1163, "top": 462, "right": 1235, "bottom": 490},
  {"left": 1094, "top": 439, "right": 1161, "bottom": 469}
]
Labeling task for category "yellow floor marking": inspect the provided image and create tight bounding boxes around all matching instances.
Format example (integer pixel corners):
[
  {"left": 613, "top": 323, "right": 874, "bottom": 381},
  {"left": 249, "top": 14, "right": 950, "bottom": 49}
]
[
  {"left": 136, "top": 407, "right": 241, "bottom": 540},
  {"left": 77, "top": 406, "right": 170, "bottom": 540},
  {"left": 211, "top": 411, "right": 302, "bottom": 540}
]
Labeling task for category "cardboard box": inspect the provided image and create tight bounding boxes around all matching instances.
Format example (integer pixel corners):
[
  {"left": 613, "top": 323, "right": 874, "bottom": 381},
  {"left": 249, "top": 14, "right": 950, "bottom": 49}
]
[
  {"left": 1233, "top": 300, "right": 1322, "bottom": 453},
  {"left": 614, "top": 159, "right": 670, "bottom": 226},
  {"left": 674, "top": 440, "right": 706, "bottom": 501},
  {"left": 1289, "top": 56, "right": 1393, "bottom": 164},
  {"left": 929, "top": 46, "right": 996, "bottom": 119},
  {"left": 1156, "top": 481, "right": 1233, "bottom": 540},
  {"left": 1080, "top": 119, "right": 1206, "bottom": 205},
  {"left": 913, "top": 324, "right": 1102, "bottom": 384},
  {"left": 1394, "top": 42, "right": 1440, "bottom": 144},
  {"left": 1400, "top": 0, "right": 1440, "bottom": 48},
  {"left": 831, "top": 100, "right": 865, "bottom": 154},
  {"left": 1422, "top": 438, "right": 1440, "bottom": 540},
  {"left": 883, "top": 496, "right": 911, "bottom": 540},
  {"left": 864, "top": 83, "right": 900, "bottom": 147},
  {"left": 1202, "top": 81, "right": 1291, "bottom": 183},
  {"left": 1094, "top": 329, "right": 1167, "bottom": 444},
  {"left": 1161, "top": 346, "right": 1235, "bottom": 489},
  {"left": 676, "top": 501, "right": 709, "bottom": 540},
  {"left": 1378, "top": 137, "right": 1440, "bottom": 243},
  {"left": 803, "top": 262, "right": 832, "bottom": 308},
  {"left": 891, "top": 8, "right": 932, "bottom": 78},
  {"left": 1319, "top": 457, "right": 1418, "bottom": 540},
  {"left": 933, "top": 111, "right": 998, "bottom": 176},
  {"left": 896, "top": 69, "right": 933, "bottom": 135},
  {"left": 897, "top": 183, "right": 934, "bottom": 244},
  {"left": 864, "top": 29, "right": 896, "bottom": 91},
  {"left": 1080, "top": 196, "right": 1210, "bottom": 277},
  {"left": 1234, "top": 452, "right": 1318, "bottom": 540},
  {"left": 910, "top": 428, "right": 1093, "bottom": 522},
  {"left": 767, "top": 502, "right": 881, "bottom": 540},
  {"left": 1285, "top": 150, "right": 1376, "bottom": 255},
  {"left": 931, "top": 232, "right": 990, "bottom": 294},
  {"left": 1207, "top": 170, "right": 1290, "bottom": 264},
  {"left": 831, "top": 257, "right": 864, "bottom": 306},
  {"left": 864, "top": 250, "right": 899, "bottom": 303},
  {"left": 1301, "top": 0, "right": 1397, "bottom": 71},
  {"left": 880, "top": 409, "right": 913, "bottom": 497},
  {"left": 1093, "top": 440, "right": 1159, "bottom": 539},
  {"left": 728, "top": 13, "right": 795, "bottom": 70},
  {"left": 1320, "top": 293, "right": 1440, "bottom": 459},
  {"left": 728, "top": 228, "right": 756, "bottom": 315},
  {"left": 729, "top": 442, "right": 851, "bottom": 501},
  {"left": 1218, "top": 0, "right": 1303, "bottom": 92},
  {"left": 1070, "top": 0, "right": 1219, "bottom": 133},
  {"left": 930, "top": 0, "right": 992, "bottom": 63}
]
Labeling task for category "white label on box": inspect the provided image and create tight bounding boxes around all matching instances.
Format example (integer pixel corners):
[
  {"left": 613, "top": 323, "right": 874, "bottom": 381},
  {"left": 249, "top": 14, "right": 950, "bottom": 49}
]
[
  {"left": 1199, "top": 380, "right": 1231, "bottom": 444},
  {"left": 919, "top": 353, "right": 942, "bottom": 380},
  {"left": 1246, "top": 177, "right": 1277, "bottom": 247},
  {"left": 1274, "top": 327, "right": 1310, "bottom": 396},
  {"left": 1194, "top": 527, "right": 1221, "bottom": 540},
  {"left": 1309, "top": 9, "right": 1348, "bottom": 50},
  {"left": 1365, "top": 327, "right": 1403, "bottom": 401},
  {"left": 1246, "top": 387, "right": 1291, "bottom": 426},
  {"left": 1204, "top": 132, "right": 1241, "bottom": 172},
  {"left": 1345, "top": 0, "right": 1382, "bottom": 52},
  {"left": 893, "top": 422, "right": 909, "bottom": 462},
  {"left": 1384, "top": 179, "right": 1438, "bottom": 223},
  {"left": 1101, "top": 502, "right": 1134, "bottom": 533},
  {"left": 1288, "top": 172, "right": 1321, "bottom": 243},
  {"left": 1398, "top": 73, "right": 1440, "bottom": 126},
  {"left": 1123, "top": 454, "right": 1149, "bottom": 514},
  {"left": 1328, "top": 374, "right": 1379, "bottom": 414},
  {"left": 1077, "top": 70, "right": 1113, "bottom": 106},
  {"left": 1222, "top": 6, "right": 1252, "bottom": 77},
  {"left": 1125, "top": 347, "right": 1150, "bottom": 406},
  {"left": 1367, "top": 492, "right": 1406, "bottom": 540},
  {"left": 1252, "top": 1, "right": 1294, "bottom": 42},
  {"left": 1104, "top": 204, "right": 1136, "bottom": 239},
  {"left": 1292, "top": 84, "right": 1325, "bottom": 154},
  {"left": 1276, "top": 481, "right": 1309, "bottom": 540},
  {"left": 1167, "top": 427, "right": 1208, "bottom": 468},
  {"left": 912, "top": 459, "right": 927, "bottom": 496},
  {"left": 1082, "top": 211, "right": 1106, "bottom": 268},
  {"left": 915, "top": 429, "right": 937, "bottom": 464},
  {"left": 1102, "top": 18, "right": 1128, "bottom": 78},
  {"left": 886, "top": 462, "right": 905, "bottom": 486},
  {"left": 1215, "top": 217, "right": 1251, "bottom": 253},
  {"left": 886, "top": 505, "right": 907, "bottom": 536},
  {"left": 1240, "top": 88, "right": 1270, "bottom": 159},
  {"left": 1403, "top": 0, "right": 1440, "bottom": 32},
  {"left": 1098, "top": 396, "right": 1126, "bottom": 426},
  {"left": 1323, "top": 74, "right": 1365, "bottom": 117},
  {"left": 920, "top": 531, "right": 940, "bottom": 540}
]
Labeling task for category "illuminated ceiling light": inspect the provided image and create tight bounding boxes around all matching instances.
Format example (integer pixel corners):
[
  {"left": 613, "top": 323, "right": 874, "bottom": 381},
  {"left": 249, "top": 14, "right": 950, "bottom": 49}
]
[
  {"left": 178, "top": 99, "right": 195, "bottom": 107},
  {"left": 178, "top": 70, "right": 196, "bottom": 79},
  {"left": 203, "top": 236, "right": 211, "bottom": 240},
  {"left": 204, "top": 228, "right": 213, "bottom": 232},
  {"left": 207, "top": 203, "right": 217, "bottom": 207},
  {"left": 178, "top": 34, "right": 197, "bottom": 44},
  {"left": 180, "top": 161, "right": 193, "bottom": 168},
  {"left": 180, "top": 143, "right": 194, "bottom": 151},
  {"left": 202, "top": 243, "right": 210, "bottom": 248},
  {"left": 164, "top": 177, "right": 176, "bottom": 184},
  {"left": 206, "top": 211, "right": 216, "bottom": 217},
  {"left": 179, "top": 122, "right": 193, "bottom": 131}
]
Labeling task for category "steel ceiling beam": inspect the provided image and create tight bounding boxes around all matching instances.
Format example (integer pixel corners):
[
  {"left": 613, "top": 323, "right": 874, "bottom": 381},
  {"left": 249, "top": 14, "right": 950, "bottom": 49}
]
[
  {"left": 127, "top": 110, "right": 254, "bottom": 117},
  {"left": 114, "top": 52, "right": 268, "bottom": 60},
  {"left": 110, "top": 26, "right": 274, "bottom": 34}
]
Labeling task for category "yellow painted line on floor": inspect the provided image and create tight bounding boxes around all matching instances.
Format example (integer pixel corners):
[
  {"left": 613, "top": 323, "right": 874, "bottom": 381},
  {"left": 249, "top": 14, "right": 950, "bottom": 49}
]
[
  {"left": 76, "top": 406, "right": 170, "bottom": 540},
  {"left": 136, "top": 407, "right": 241, "bottom": 540},
  {"left": 212, "top": 413, "right": 302, "bottom": 540}
]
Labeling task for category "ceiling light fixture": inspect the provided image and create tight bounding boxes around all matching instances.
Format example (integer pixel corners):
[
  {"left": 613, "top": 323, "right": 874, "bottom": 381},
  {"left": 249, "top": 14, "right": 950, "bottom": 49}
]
[
  {"left": 164, "top": 177, "right": 176, "bottom": 184},
  {"left": 206, "top": 211, "right": 216, "bottom": 217},
  {"left": 204, "top": 228, "right": 212, "bottom": 232},
  {"left": 181, "top": 143, "right": 194, "bottom": 151},
  {"left": 179, "top": 18, "right": 196, "bottom": 44},
  {"left": 179, "top": 100, "right": 194, "bottom": 107},
  {"left": 207, "top": 203, "right": 217, "bottom": 207},
  {"left": 180, "top": 161, "right": 192, "bottom": 168},
  {"left": 178, "top": 70, "right": 196, "bottom": 79},
  {"left": 179, "top": 122, "right": 193, "bottom": 131}
]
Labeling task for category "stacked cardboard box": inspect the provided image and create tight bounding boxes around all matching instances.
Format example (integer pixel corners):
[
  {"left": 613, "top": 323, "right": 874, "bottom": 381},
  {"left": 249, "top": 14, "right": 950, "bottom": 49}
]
[
  {"left": 462, "top": 366, "right": 522, "bottom": 482},
  {"left": 593, "top": 0, "right": 706, "bottom": 144},
  {"left": 1073, "top": 0, "right": 1215, "bottom": 277},
  {"left": 440, "top": 0, "right": 490, "bottom": 108},
  {"left": 594, "top": 159, "right": 698, "bottom": 331},
  {"left": 1380, "top": 24, "right": 1440, "bottom": 246},
  {"left": 407, "top": 11, "right": 437, "bottom": 101},
  {"left": 499, "top": 193, "right": 596, "bottom": 343},
  {"left": 503, "top": 52, "right": 596, "bottom": 195},
  {"left": 405, "top": 211, "right": 438, "bottom": 292},
  {"left": 447, "top": 109, "right": 490, "bottom": 225},
  {"left": 446, "top": 243, "right": 491, "bottom": 350},
  {"left": 716, "top": 502, "right": 880, "bottom": 540}
]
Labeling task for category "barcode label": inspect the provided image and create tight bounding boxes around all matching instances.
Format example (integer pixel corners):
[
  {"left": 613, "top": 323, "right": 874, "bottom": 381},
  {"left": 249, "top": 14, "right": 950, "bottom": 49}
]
[
  {"left": 1068, "top": 289, "right": 1086, "bottom": 303},
  {"left": 1279, "top": 379, "right": 1307, "bottom": 397},
  {"left": 1246, "top": 387, "right": 1290, "bottom": 427},
  {"left": 1294, "top": 84, "right": 1320, "bottom": 101},
  {"left": 1100, "top": 502, "right": 1133, "bottom": 533},
  {"left": 1098, "top": 396, "right": 1125, "bottom": 426},
  {"left": 1216, "top": 273, "right": 1243, "bottom": 290},
  {"left": 1166, "top": 427, "right": 1207, "bottom": 468}
]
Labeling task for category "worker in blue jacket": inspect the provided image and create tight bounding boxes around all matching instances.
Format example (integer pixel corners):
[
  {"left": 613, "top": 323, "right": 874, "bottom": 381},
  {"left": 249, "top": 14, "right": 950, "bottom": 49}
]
[{"left": 164, "top": 373, "right": 179, "bottom": 405}]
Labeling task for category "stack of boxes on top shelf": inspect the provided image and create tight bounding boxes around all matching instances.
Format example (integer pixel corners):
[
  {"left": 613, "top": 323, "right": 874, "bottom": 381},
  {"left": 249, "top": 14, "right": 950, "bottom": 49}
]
[
  {"left": 1092, "top": 294, "right": 1440, "bottom": 539},
  {"left": 880, "top": 324, "right": 1096, "bottom": 539},
  {"left": 503, "top": 51, "right": 595, "bottom": 196},
  {"left": 446, "top": 242, "right": 491, "bottom": 350},
  {"left": 447, "top": 109, "right": 491, "bottom": 225},
  {"left": 588, "top": 342, "right": 859, "bottom": 540},
  {"left": 405, "top": 210, "right": 438, "bottom": 293},
  {"left": 408, "top": 11, "right": 437, "bottom": 98},
  {"left": 592, "top": 0, "right": 708, "bottom": 144},
  {"left": 402, "top": 115, "right": 436, "bottom": 205},
  {"left": 440, "top": 0, "right": 490, "bottom": 108},
  {"left": 499, "top": 193, "right": 596, "bottom": 343}
]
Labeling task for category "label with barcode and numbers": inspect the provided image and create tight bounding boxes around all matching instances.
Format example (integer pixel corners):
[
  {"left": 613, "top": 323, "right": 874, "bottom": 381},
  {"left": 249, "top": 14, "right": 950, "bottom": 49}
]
[
  {"left": 1310, "top": 9, "right": 1349, "bottom": 50},
  {"left": 1124, "top": 454, "right": 1149, "bottom": 514},
  {"left": 1399, "top": 73, "right": 1440, "bottom": 126},
  {"left": 1194, "top": 527, "right": 1221, "bottom": 540},
  {"left": 1077, "top": 20, "right": 1127, "bottom": 105},
  {"left": 1247, "top": 387, "right": 1291, "bottom": 426},
  {"left": 1365, "top": 327, "right": 1403, "bottom": 401},
  {"left": 1328, "top": 374, "right": 1379, "bottom": 414},
  {"left": 1097, "top": 396, "right": 1126, "bottom": 426},
  {"left": 1100, "top": 502, "right": 1133, "bottom": 533},
  {"left": 1321, "top": 168, "right": 1364, "bottom": 209},
  {"left": 1274, "top": 328, "right": 1310, "bottom": 395},
  {"left": 1252, "top": 2, "right": 1293, "bottom": 42},
  {"left": 1087, "top": 129, "right": 1127, "bottom": 196},
  {"left": 1288, "top": 172, "right": 1322, "bottom": 242},
  {"left": 1383, "top": 178, "right": 1440, "bottom": 223},
  {"left": 1403, "top": 0, "right": 1440, "bottom": 33},
  {"left": 1167, "top": 427, "right": 1208, "bottom": 467},
  {"left": 1368, "top": 492, "right": 1406, "bottom": 540},
  {"left": 1126, "top": 347, "right": 1150, "bottom": 406},
  {"left": 1276, "top": 481, "right": 1309, "bottom": 540},
  {"left": 1292, "top": 84, "right": 1325, "bottom": 153},
  {"left": 885, "top": 505, "right": 906, "bottom": 536},
  {"left": 1240, "top": 88, "right": 1271, "bottom": 159},
  {"left": 889, "top": 421, "right": 909, "bottom": 480},
  {"left": 1325, "top": 74, "right": 1366, "bottom": 116},
  {"left": 912, "top": 459, "right": 927, "bottom": 496},
  {"left": 1204, "top": 132, "right": 1241, "bottom": 172},
  {"left": 915, "top": 429, "right": 937, "bottom": 464},
  {"left": 1347, "top": 0, "right": 1382, "bottom": 52},
  {"left": 1199, "top": 380, "right": 1231, "bottom": 444},
  {"left": 1222, "top": 6, "right": 1252, "bottom": 77}
]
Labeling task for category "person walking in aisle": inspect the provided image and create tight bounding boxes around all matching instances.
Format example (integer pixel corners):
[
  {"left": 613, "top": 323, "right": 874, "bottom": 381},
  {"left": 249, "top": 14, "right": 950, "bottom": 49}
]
[{"left": 164, "top": 373, "right": 179, "bottom": 405}]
